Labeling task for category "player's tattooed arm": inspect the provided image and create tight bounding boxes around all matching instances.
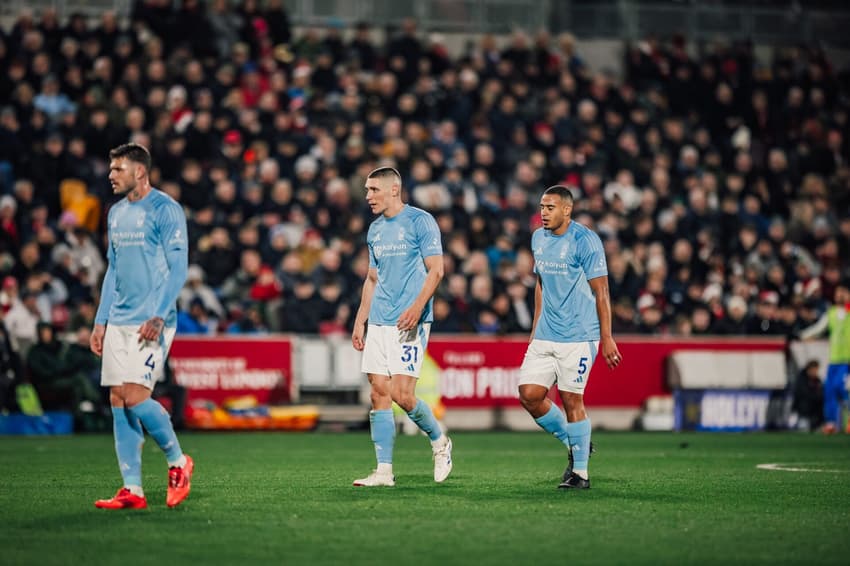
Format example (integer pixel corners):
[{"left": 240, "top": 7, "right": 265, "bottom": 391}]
[{"left": 138, "top": 316, "right": 165, "bottom": 342}]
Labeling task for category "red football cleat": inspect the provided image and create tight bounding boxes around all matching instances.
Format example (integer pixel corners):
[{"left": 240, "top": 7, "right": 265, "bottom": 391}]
[
  {"left": 166, "top": 455, "right": 194, "bottom": 508},
  {"left": 94, "top": 488, "right": 148, "bottom": 510}
]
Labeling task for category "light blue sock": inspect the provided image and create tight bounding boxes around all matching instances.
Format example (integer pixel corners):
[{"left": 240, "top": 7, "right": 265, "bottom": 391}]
[
  {"left": 406, "top": 399, "right": 443, "bottom": 442},
  {"left": 370, "top": 409, "right": 395, "bottom": 465},
  {"left": 112, "top": 407, "right": 144, "bottom": 487},
  {"left": 534, "top": 402, "right": 571, "bottom": 448},
  {"left": 129, "top": 398, "right": 183, "bottom": 466},
  {"left": 565, "top": 418, "right": 592, "bottom": 472}
]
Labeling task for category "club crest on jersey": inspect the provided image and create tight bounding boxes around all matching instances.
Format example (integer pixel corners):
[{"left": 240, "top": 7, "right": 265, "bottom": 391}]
[
  {"left": 398, "top": 228, "right": 406, "bottom": 240},
  {"left": 136, "top": 211, "right": 146, "bottom": 227},
  {"left": 534, "top": 246, "right": 543, "bottom": 256},
  {"left": 560, "top": 243, "right": 570, "bottom": 259}
]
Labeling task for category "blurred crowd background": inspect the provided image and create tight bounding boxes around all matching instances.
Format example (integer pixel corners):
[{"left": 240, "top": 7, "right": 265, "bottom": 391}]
[{"left": 0, "top": 0, "right": 849, "bottom": 376}]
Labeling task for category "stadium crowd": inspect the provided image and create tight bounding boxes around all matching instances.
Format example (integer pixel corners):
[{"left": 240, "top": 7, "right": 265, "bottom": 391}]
[{"left": 0, "top": 0, "right": 849, "bottom": 385}]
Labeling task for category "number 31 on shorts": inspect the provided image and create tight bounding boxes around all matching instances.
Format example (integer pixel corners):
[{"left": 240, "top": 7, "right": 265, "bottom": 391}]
[{"left": 401, "top": 345, "right": 419, "bottom": 363}]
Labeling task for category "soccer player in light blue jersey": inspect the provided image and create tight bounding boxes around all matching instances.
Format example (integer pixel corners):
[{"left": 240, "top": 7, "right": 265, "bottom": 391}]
[
  {"left": 91, "top": 143, "right": 194, "bottom": 509},
  {"left": 351, "top": 167, "right": 453, "bottom": 487},
  {"left": 518, "top": 185, "right": 622, "bottom": 489}
]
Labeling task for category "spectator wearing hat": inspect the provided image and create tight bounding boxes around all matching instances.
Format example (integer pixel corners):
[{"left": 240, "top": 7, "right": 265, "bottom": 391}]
[
  {"left": 176, "top": 297, "right": 218, "bottom": 335},
  {"left": 249, "top": 264, "right": 283, "bottom": 328},
  {"left": 636, "top": 295, "right": 664, "bottom": 335},
  {"left": 0, "top": 276, "right": 20, "bottom": 315},
  {"left": 747, "top": 290, "right": 785, "bottom": 335},
  {"left": 179, "top": 264, "right": 225, "bottom": 319},
  {"left": 716, "top": 295, "right": 751, "bottom": 335},
  {"left": 5, "top": 287, "right": 42, "bottom": 355},
  {"left": 0, "top": 195, "right": 19, "bottom": 252},
  {"left": 219, "top": 128, "right": 245, "bottom": 176}
]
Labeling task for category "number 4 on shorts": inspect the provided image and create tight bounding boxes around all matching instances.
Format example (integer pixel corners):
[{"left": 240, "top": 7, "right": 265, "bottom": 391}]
[{"left": 144, "top": 354, "right": 155, "bottom": 370}]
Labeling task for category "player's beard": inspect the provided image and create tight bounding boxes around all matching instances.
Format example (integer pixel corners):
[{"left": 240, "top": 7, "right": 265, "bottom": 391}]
[{"left": 114, "top": 177, "right": 137, "bottom": 196}]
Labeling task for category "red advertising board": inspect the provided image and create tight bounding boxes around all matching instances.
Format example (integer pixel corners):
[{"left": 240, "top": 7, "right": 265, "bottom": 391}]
[
  {"left": 428, "top": 336, "right": 786, "bottom": 408},
  {"left": 169, "top": 336, "right": 293, "bottom": 406}
]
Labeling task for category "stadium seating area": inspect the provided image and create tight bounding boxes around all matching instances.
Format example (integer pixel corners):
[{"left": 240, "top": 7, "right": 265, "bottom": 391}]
[{"left": 0, "top": 1, "right": 848, "bottom": 360}]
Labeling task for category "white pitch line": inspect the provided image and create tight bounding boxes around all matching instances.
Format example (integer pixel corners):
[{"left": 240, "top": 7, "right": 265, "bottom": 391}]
[{"left": 757, "top": 463, "right": 847, "bottom": 473}]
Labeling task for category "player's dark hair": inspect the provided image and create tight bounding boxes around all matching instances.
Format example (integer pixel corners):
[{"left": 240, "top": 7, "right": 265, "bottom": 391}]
[
  {"left": 109, "top": 143, "right": 152, "bottom": 174},
  {"left": 367, "top": 166, "right": 402, "bottom": 186},
  {"left": 543, "top": 185, "right": 574, "bottom": 204}
]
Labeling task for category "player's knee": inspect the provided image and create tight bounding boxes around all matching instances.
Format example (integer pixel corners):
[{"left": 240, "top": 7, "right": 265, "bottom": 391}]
[
  {"left": 518, "top": 386, "right": 546, "bottom": 413},
  {"left": 518, "top": 396, "right": 542, "bottom": 414},
  {"left": 119, "top": 384, "right": 152, "bottom": 408},
  {"left": 562, "top": 391, "right": 584, "bottom": 411},
  {"left": 392, "top": 393, "right": 417, "bottom": 412},
  {"left": 562, "top": 392, "right": 586, "bottom": 420},
  {"left": 109, "top": 388, "right": 125, "bottom": 407},
  {"left": 370, "top": 389, "right": 391, "bottom": 408}
]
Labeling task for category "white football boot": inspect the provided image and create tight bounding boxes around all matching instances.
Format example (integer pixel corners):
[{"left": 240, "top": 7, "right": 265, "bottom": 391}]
[
  {"left": 433, "top": 437, "right": 453, "bottom": 482},
  {"left": 352, "top": 470, "right": 396, "bottom": 487}
]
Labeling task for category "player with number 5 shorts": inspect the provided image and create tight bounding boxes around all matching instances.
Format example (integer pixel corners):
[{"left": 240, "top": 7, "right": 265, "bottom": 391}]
[
  {"left": 518, "top": 185, "right": 623, "bottom": 489},
  {"left": 351, "top": 167, "right": 452, "bottom": 487}
]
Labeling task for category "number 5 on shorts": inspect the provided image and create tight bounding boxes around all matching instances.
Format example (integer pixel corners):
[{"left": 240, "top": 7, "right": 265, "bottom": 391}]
[{"left": 578, "top": 357, "right": 587, "bottom": 375}]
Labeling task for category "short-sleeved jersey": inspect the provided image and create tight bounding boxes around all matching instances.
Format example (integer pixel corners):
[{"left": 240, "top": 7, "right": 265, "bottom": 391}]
[
  {"left": 99, "top": 189, "right": 188, "bottom": 327},
  {"left": 367, "top": 205, "right": 442, "bottom": 325},
  {"left": 531, "top": 221, "right": 608, "bottom": 342}
]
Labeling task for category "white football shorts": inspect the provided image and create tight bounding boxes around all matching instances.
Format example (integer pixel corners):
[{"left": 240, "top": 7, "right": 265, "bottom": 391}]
[
  {"left": 101, "top": 324, "right": 177, "bottom": 390},
  {"left": 361, "top": 323, "right": 431, "bottom": 378},
  {"left": 519, "top": 339, "right": 600, "bottom": 394}
]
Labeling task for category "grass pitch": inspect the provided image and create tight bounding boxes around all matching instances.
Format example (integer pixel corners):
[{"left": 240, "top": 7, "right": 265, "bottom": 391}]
[{"left": 1, "top": 431, "right": 849, "bottom": 565}]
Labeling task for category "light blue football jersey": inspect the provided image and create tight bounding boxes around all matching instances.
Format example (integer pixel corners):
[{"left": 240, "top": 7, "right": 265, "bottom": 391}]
[
  {"left": 367, "top": 205, "right": 442, "bottom": 325},
  {"left": 95, "top": 189, "right": 188, "bottom": 328},
  {"left": 531, "top": 221, "right": 608, "bottom": 342}
]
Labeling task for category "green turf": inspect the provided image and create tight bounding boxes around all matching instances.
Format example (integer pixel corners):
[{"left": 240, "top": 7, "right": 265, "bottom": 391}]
[{"left": 1, "top": 431, "right": 849, "bottom": 565}]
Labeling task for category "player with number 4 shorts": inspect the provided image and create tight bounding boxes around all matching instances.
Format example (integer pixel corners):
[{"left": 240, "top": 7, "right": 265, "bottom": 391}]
[{"left": 91, "top": 143, "right": 193, "bottom": 510}]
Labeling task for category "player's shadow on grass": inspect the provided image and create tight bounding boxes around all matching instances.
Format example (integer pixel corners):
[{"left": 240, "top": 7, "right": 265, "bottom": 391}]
[
  {"left": 330, "top": 473, "right": 689, "bottom": 504},
  {"left": 17, "top": 504, "right": 212, "bottom": 531}
]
